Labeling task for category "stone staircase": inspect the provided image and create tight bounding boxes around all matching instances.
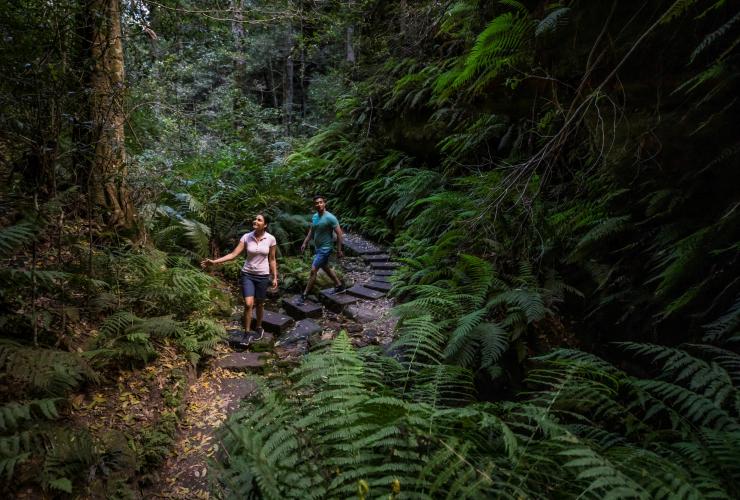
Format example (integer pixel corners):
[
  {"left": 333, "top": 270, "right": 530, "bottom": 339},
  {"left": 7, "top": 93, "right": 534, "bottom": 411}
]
[{"left": 216, "top": 233, "right": 399, "bottom": 372}]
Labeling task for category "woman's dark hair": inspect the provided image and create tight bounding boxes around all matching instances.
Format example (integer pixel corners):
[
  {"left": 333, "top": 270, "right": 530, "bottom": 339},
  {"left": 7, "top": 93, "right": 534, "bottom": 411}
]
[
  {"left": 312, "top": 195, "right": 325, "bottom": 202},
  {"left": 255, "top": 212, "right": 269, "bottom": 226}
]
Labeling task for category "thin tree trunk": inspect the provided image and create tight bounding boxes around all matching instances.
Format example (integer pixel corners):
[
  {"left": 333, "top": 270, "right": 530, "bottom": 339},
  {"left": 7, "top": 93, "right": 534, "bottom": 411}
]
[
  {"left": 231, "top": 0, "right": 246, "bottom": 87},
  {"left": 300, "top": 11, "right": 306, "bottom": 120},
  {"left": 283, "top": 25, "right": 294, "bottom": 133},
  {"left": 346, "top": 0, "right": 356, "bottom": 63},
  {"left": 268, "top": 59, "right": 279, "bottom": 108},
  {"left": 346, "top": 25, "right": 355, "bottom": 63},
  {"left": 88, "top": 0, "right": 135, "bottom": 231}
]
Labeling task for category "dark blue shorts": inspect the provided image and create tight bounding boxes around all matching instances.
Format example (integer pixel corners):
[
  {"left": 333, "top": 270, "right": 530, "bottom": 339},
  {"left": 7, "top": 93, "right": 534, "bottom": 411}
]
[
  {"left": 312, "top": 247, "right": 332, "bottom": 269},
  {"left": 241, "top": 272, "right": 270, "bottom": 300}
]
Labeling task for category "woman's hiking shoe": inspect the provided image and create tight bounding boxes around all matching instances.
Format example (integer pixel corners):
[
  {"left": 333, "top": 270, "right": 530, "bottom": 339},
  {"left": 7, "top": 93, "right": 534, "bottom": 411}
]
[
  {"left": 252, "top": 327, "right": 264, "bottom": 342},
  {"left": 296, "top": 293, "right": 307, "bottom": 306},
  {"left": 332, "top": 284, "right": 347, "bottom": 294}
]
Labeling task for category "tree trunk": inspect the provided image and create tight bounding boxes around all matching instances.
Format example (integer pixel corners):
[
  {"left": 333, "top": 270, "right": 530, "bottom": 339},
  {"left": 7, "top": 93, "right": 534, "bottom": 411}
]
[
  {"left": 283, "top": 25, "right": 294, "bottom": 133},
  {"left": 346, "top": 25, "right": 355, "bottom": 63},
  {"left": 88, "top": 0, "right": 135, "bottom": 231},
  {"left": 232, "top": 0, "right": 247, "bottom": 115},
  {"left": 268, "top": 59, "right": 279, "bottom": 108}
]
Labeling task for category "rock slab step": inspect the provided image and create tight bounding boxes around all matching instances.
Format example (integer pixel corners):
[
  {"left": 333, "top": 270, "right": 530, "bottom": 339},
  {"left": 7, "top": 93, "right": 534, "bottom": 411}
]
[
  {"left": 362, "top": 253, "right": 391, "bottom": 262},
  {"left": 251, "top": 309, "right": 294, "bottom": 334},
  {"left": 364, "top": 280, "right": 392, "bottom": 292},
  {"left": 277, "top": 319, "right": 323, "bottom": 346},
  {"left": 215, "top": 352, "right": 267, "bottom": 372},
  {"left": 370, "top": 261, "right": 401, "bottom": 270},
  {"left": 343, "top": 237, "right": 385, "bottom": 255},
  {"left": 345, "top": 284, "right": 385, "bottom": 300},
  {"left": 319, "top": 288, "right": 357, "bottom": 312},
  {"left": 373, "top": 270, "right": 396, "bottom": 277},
  {"left": 372, "top": 274, "right": 392, "bottom": 282},
  {"left": 282, "top": 296, "right": 323, "bottom": 319}
]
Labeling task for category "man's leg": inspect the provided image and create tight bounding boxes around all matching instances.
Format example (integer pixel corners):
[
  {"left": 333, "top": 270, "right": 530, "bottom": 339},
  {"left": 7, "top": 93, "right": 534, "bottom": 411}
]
[
  {"left": 303, "top": 267, "right": 318, "bottom": 297},
  {"left": 322, "top": 264, "right": 342, "bottom": 288}
]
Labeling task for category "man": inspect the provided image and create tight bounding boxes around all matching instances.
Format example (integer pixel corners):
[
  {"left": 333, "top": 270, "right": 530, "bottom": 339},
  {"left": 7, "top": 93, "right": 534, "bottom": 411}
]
[{"left": 298, "top": 195, "right": 346, "bottom": 305}]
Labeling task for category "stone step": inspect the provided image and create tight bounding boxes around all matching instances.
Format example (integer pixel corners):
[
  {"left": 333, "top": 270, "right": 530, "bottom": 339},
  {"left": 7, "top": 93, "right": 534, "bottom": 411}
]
[
  {"left": 226, "top": 329, "right": 250, "bottom": 350},
  {"left": 319, "top": 288, "right": 357, "bottom": 312},
  {"left": 364, "top": 280, "right": 392, "bottom": 292},
  {"left": 215, "top": 352, "right": 267, "bottom": 372},
  {"left": 276, "top": 319, "right": 323, "bottom": 347},
  {"left": 374, "top": 270, "right": 395, "bottom": 276},
  {"left": 251, "top": 309, "right": 294, "bottom": 334},
  {"left": 219, "top": 379, "right": 258, "bottom": 413},
  {"left": 345, "top": 284, "right": 385, "bottom": 300},
  {"left": 362, "top": 253, "right": 391, "bottom": 262},
  {"left": 372, "top": 274, "right": 391, "bottom": 283},
  {"left": 343, "top": 237, "right": 385, "bottom": 255},
  {"left": 282, "top": 295, "right": 323, "bottom": 319},
  {"left": 370, "top": 261, "right": 401, "bottom": 270},
  {"left": 226, "top": 328, "right": 274, "bottom": 350}
]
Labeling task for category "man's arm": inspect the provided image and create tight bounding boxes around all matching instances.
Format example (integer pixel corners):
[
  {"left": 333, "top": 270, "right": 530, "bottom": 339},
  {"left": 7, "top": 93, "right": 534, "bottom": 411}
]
[
  {"left": 334, "top": 224, "right": 344, "bottom": 258},
  {"left": 300, "top": 227, "right": 313, "bottom": 253}
]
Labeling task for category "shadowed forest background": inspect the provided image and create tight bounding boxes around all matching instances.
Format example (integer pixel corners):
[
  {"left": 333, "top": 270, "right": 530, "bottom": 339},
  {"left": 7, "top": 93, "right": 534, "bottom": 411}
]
[{"left": 2, "top": 0, "right": 740, "bottom": 498}]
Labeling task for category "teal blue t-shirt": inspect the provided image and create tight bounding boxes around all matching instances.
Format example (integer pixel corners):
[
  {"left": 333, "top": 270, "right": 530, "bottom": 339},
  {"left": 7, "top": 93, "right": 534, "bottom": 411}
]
[{"left": 311, "top": 211, "right": 339, "bottom": 250}]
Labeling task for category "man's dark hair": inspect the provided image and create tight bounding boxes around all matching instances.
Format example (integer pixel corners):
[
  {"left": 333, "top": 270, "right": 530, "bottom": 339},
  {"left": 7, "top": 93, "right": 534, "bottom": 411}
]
[{"left": 312, "top": 195, "right": 325, "bottom": 202}]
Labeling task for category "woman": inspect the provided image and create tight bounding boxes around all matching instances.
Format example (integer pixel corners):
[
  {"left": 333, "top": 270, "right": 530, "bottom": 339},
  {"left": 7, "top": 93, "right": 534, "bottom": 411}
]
[{"left": 201, "top": 213, "right": 278, "bottom": 340}]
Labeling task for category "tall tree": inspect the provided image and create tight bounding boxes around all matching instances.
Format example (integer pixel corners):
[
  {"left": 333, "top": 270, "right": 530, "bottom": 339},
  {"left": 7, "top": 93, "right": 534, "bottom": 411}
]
[
  {"left": 283, "top": 23, "right": 295, "bottom": 132},
  {"left": 87, "top": 0, "right": 136, "bottom": 230}
]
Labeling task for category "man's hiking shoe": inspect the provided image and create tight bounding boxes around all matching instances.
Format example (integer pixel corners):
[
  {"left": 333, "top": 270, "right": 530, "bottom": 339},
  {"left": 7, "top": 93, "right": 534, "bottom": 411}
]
[
  {"left": 252, "top": 327, "right": 264, "bottom": 342},
  {"left": 331, "top": 284, "right": 347, "bottom": 294},
  {"left": 296, "top": 294, "right": 307, "bottom": 306}
]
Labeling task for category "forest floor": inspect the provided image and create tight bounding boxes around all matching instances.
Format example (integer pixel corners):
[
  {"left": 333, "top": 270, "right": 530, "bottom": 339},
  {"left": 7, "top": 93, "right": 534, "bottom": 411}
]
[{"left": 144, "top": 244, "right": 398, "bottom": 498}]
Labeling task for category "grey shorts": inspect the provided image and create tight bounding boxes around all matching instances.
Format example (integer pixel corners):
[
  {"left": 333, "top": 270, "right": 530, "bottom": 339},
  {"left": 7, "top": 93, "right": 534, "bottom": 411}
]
[{"left": 240, "top": 272, "right": 269, "bottom": 300}]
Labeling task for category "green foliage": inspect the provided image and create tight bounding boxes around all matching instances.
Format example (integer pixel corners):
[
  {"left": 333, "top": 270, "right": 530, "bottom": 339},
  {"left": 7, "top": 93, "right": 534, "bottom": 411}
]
[
  {"left": 217, "top": 331, "right": 740, "bottom": 498},
  {"left": 0, "top": 340, "right": 98, "bottom": 396}
]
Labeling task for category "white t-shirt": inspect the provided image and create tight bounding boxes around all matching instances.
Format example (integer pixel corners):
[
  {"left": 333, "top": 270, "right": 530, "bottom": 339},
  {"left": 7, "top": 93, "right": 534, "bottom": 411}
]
[{"left": 240, "top": 231, "right": 276, "bottom": 275}]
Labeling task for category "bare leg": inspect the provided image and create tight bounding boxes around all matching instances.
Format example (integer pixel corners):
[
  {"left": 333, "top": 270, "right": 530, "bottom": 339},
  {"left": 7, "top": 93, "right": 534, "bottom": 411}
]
[
  {"left": 255, "top": 300, "right": 265, "bottom": 329},
  {"left": 322, "top": 265, "right": 342, "bottom": 287},
  {"left": 243, "top": 296, "right": 254, "bottom": 332},
  {"left": 303, "top": 267, "right": 319, "bottom": 296}
]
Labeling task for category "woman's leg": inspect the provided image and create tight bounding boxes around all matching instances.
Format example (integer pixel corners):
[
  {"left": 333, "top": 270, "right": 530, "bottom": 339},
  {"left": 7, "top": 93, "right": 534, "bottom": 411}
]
[
  {"left": 255, "top": 300, "right": 265, "bottom": 329},
  {"left": 243, "top": 296, "right": 254, "bottom": 332},
  {"left": 241, "top": 273, "right": 257, "bottom": 333}
]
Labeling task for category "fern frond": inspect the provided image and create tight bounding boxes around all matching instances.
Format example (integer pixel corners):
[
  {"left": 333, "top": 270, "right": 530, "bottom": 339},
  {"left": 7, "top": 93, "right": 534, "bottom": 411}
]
[
  {"left": 0, "top": 220, "right": 36, "bottom": 257},
  {"left": 690, "top": 10, "right": 740, "bottom": 62},
  {"left": 535, "top": 7, "right": 571, "bottom": 37},
  {"left": 0, "top": 341, "right": 98, "bottom": 395}
]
